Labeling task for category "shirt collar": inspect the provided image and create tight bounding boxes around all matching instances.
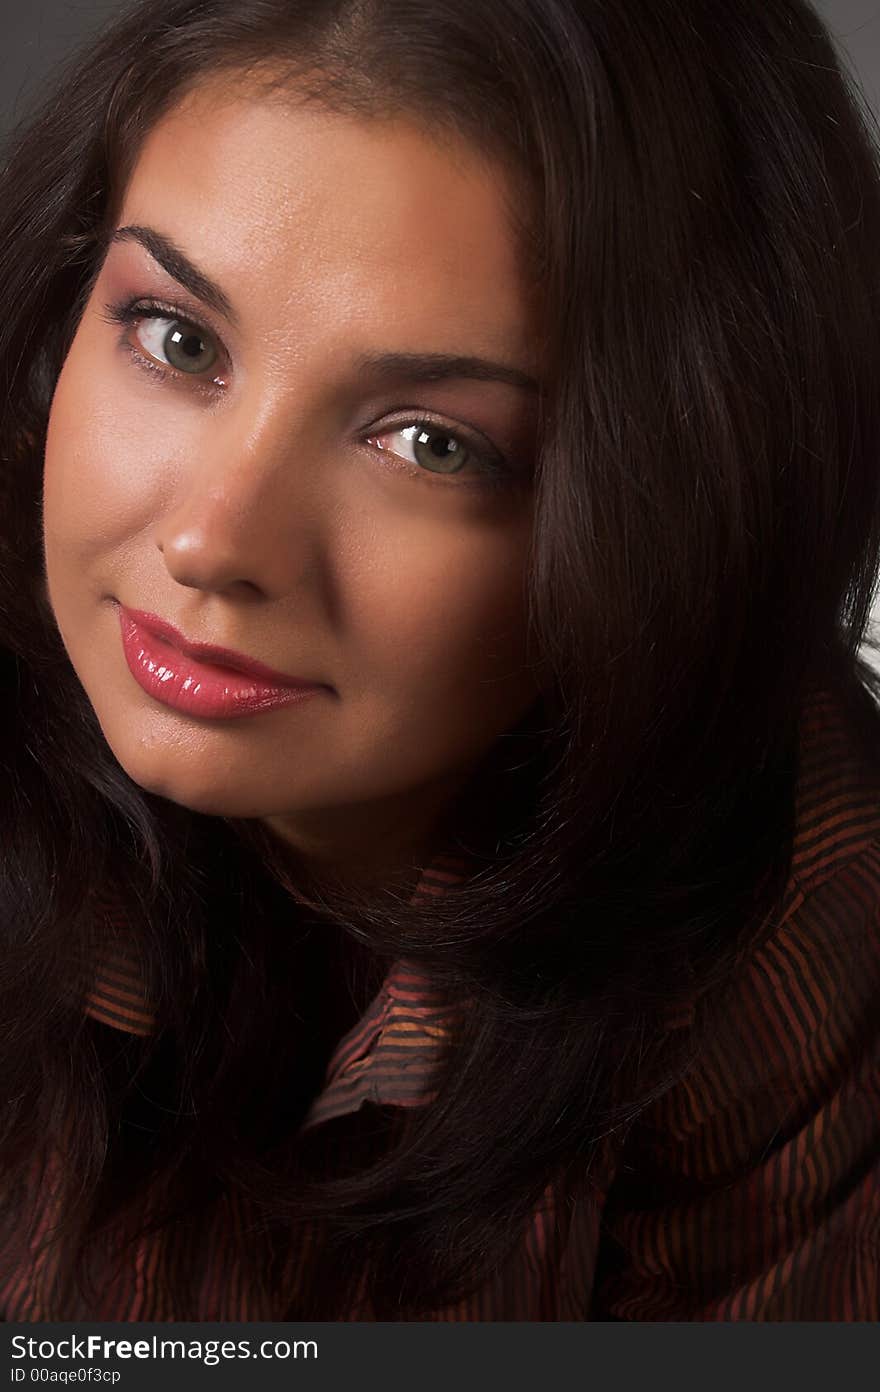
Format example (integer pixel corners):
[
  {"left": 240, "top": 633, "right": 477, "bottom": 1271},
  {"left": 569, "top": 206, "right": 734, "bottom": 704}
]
[{"left": 84, "top": 849, "right": 472, "bottom": 1125}]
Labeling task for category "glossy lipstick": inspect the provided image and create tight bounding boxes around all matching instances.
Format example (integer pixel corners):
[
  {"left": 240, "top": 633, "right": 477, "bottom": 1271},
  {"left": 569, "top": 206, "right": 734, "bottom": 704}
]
[{"left": 117, "top": 604, "right": 329, "bottom": 720}]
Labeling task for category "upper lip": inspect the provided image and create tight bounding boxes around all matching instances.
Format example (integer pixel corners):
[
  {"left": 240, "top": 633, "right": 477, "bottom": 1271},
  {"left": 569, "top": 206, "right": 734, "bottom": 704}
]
[{"left": 120, "top": 605, "right": 327, "bottom": 689}]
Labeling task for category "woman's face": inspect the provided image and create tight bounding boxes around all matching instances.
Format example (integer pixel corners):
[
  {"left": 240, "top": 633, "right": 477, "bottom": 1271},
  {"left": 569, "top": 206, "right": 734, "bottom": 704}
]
[{"left": 42, "top": 75, "right": 545, "bottom": 883}]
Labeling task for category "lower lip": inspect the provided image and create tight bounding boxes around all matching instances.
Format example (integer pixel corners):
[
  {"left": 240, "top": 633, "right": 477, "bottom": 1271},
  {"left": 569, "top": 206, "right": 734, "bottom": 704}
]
[{"left": 118, "top": 608, "right": 326, "bottom": 720}]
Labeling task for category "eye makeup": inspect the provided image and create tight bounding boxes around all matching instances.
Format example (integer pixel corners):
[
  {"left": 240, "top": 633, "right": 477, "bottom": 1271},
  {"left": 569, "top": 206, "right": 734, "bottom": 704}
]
[{"left": 99, "top": 293, "right": 533, "bottom": 495}]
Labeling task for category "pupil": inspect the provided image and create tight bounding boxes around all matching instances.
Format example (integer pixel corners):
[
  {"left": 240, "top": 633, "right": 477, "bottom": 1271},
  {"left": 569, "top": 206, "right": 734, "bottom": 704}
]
[{"left": 179, "top": 333, "right": 202, "bottom": 358}]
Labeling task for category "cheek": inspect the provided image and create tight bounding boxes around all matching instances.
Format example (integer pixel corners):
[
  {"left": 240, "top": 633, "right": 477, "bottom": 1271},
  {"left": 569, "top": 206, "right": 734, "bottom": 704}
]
[
  {"left": 43, "top": 333, "right": 175, "bottom": 569},
  {"left": 345, "top": 513, "right": 532, "bottom": 697},
  {"left": 325, "top": 510, "right": 538, "bottom": 784}
]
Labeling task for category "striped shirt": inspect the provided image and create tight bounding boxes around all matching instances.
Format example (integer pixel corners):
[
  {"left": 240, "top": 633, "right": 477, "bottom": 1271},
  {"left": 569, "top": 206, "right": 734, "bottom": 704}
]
[{"left": 2, "top": 682, "right": 879, "bottom": 1318}]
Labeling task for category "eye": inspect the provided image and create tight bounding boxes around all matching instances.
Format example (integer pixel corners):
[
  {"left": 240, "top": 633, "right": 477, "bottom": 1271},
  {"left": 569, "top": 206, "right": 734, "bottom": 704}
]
[
  {"left": 101, "top": 297, "right": 526, "bottom": 493},
  {"left": 375, "top": 423, "right": 472, "bottom": 476},
  {"left": 137, "top": 315, "right": 218, "bottom": 375},
  {"left": 100, "top": 297, "right": 226, "bottom": 385},
  {"left": 366, "top": 417, "right": 514, "bottom": 491}
]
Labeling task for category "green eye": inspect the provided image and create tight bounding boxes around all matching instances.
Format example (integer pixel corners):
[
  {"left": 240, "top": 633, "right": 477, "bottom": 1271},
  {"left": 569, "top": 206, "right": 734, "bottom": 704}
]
[
  {"left": 101, "top": 297, "right": 223, "bottom": 381},
  {"left": 405, "top": 425, "right": 470, "bottom": 475},
  {"left": 151, "top": 319, "right": 218, "bottom": 375},
  {"left": 369, "top": 417, "right": 514, "bottom": 491},
  {"left": 103, "top": 295, "right": 521, "bottom": 493}
]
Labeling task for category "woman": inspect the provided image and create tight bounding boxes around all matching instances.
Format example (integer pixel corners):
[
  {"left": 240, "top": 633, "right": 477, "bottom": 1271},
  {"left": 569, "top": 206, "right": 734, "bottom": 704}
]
[{"left": 0, "top": 0, "right": 878, "bottom": 1320}]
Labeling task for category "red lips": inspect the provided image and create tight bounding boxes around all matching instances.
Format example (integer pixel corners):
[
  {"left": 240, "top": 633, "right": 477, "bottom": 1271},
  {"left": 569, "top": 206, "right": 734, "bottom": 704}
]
[
  {"left": 117, "top": 604, "right": 330, "bottom": 721},
  {"left": 120, "top": 605, "right": 324, "bottom": 688}
]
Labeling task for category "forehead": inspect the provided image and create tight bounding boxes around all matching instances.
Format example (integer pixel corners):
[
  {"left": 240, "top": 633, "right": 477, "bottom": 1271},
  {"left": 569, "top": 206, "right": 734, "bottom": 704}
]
[{"left": 116, "top": 77, "right": 540, "bottom": 361}]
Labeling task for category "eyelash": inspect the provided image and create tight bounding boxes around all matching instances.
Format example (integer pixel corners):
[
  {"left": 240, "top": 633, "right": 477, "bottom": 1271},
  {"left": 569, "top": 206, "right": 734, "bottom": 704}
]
[{"left": 99, "top": 296, "right": 518, "bottom": 494}]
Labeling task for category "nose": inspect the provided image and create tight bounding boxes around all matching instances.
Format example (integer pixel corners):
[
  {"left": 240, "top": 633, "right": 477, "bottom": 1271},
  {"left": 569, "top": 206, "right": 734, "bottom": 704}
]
[{"left": 156, "top": 399, "right": 324, "bottom": 599}]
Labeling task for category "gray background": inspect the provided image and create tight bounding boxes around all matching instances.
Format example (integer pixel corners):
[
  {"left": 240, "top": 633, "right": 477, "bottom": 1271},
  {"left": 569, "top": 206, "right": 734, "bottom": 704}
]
[{"left": 2, "top": 0, "right": 880, "bottom": 665}]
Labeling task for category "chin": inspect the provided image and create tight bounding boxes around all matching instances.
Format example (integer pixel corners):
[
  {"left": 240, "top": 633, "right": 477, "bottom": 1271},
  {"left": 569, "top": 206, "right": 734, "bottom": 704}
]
[{"left": 102, "top": 746, "right": 262, "bottom": 819}]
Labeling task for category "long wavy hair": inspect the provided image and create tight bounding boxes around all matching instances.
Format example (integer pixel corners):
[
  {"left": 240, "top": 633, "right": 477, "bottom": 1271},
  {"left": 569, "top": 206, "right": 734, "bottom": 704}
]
[{"left": 3, "top": 0, "right": 880, "bottom": 1319}]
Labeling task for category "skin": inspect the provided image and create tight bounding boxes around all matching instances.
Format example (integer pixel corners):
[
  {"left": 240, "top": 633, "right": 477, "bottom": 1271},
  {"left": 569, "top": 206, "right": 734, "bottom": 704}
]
[{"left": 42, "top": 75, "right": 547, "bottom": 892}]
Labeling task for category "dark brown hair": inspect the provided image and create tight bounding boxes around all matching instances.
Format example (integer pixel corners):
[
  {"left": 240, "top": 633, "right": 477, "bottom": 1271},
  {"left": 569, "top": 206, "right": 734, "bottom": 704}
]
[{"left": 2, "top": 0, "right": 880, "bottom": 1318}]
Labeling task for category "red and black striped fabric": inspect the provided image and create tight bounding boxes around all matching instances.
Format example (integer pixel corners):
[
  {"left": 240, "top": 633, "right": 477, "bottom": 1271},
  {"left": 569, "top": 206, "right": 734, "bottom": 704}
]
[{"left": 2, "top": 684, "right": 879, "bottom": 1318}]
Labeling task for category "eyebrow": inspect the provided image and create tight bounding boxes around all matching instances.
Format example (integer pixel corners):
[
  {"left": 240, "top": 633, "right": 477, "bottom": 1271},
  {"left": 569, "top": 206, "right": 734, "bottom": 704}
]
[
  {"left": 111, "top": 225, "right": 238, "bottom": 325},
  {"left": 109, "top": 223, "right": 540, "bottom": 393}
]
